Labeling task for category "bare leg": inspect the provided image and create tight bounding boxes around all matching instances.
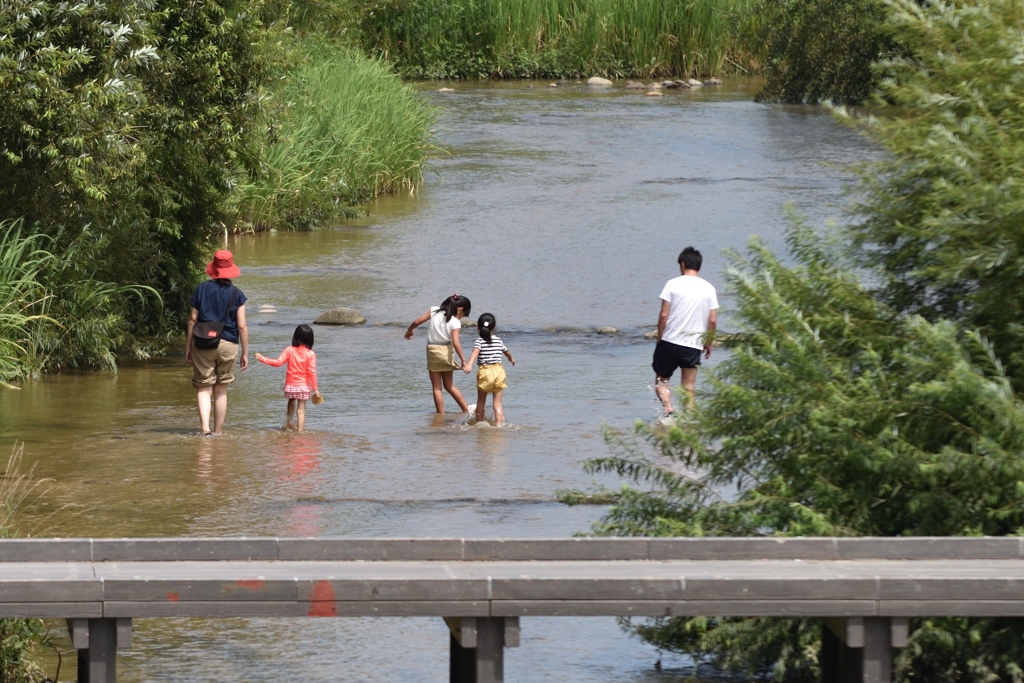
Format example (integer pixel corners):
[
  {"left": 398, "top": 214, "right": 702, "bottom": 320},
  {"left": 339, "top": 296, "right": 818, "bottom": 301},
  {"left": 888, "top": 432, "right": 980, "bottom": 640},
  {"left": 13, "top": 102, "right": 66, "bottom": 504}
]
[
  {"left": 441, "top": 371, "right": 469, "bottom": 412},
  {"left": 286, "top": 398, "right": 297, "bottom": 430},
  {"left": 429, "top": 371, "right": 445, "bottom": 413},
  {"left": 296, "top": 399, "right": 307, "bottom": 431},
  {"left": 654, "top": 375, "right": 674, "bottom": 415},
  {"left": 196, "top": 386, "right": 213, "bottom": 434},
  {"left": 475, "top": 388, "right": 487, "bottom": 422},
  {"left": 212, "top": 384, "right": 229, "bottom": 434},
  {"left": 679, "top": 367, "right": 698, "bottom": 409},
  {"left": 492, "top": 389, "right": 505, "bottom": 426}
]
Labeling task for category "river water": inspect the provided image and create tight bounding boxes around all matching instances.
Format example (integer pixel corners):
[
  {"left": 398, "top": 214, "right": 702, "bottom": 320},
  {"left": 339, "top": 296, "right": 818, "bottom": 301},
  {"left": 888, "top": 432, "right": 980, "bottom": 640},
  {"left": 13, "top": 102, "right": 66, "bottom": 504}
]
[{"left": 0, "top": 80, "right": 870, "bottom": 681}]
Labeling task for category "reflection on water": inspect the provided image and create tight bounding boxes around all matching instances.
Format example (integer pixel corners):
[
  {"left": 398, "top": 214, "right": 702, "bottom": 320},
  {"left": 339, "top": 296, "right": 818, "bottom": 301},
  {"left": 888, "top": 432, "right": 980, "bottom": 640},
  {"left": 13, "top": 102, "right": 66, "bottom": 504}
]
[{"left": 1, "top": 79, "right": 869, "bottom": 682}]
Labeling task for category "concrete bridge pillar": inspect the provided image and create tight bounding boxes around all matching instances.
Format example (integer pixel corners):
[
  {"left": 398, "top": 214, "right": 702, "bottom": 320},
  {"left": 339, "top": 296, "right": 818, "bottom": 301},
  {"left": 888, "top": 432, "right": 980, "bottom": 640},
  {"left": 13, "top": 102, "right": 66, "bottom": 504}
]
[{"left": 446, "top": 617, "right": 520, "bottom": 683}]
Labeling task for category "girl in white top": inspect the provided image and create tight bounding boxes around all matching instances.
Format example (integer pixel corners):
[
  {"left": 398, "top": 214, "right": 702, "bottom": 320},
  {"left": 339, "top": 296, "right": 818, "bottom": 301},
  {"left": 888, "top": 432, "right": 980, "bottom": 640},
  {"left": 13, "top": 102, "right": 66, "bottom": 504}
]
[
  {"left": 405, "top": 294, "right": 472, "bottom": 414},
  {"left": 463, "top": 313, "right": 515, "bottom": 425}
]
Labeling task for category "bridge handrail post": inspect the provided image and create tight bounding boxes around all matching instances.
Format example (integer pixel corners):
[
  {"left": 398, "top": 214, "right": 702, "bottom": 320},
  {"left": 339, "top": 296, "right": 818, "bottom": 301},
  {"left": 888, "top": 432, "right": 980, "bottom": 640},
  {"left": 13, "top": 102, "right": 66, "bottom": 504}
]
[
  {"left": 446, "top": 617, "right": 518, "bottom": 683},
  {"left": 822, "top": 617, "right": 906, "bottom": 683},
  {"left": 69, "top": 618, "right": 131, "bottom": 683}
]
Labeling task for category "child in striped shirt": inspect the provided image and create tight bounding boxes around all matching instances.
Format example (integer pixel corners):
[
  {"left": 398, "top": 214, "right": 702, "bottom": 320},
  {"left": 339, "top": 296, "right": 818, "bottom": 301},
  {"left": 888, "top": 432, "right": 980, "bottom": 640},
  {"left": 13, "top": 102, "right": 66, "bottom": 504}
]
[{"left": 463, "top": 313, "right": 516, "bottom": 425}]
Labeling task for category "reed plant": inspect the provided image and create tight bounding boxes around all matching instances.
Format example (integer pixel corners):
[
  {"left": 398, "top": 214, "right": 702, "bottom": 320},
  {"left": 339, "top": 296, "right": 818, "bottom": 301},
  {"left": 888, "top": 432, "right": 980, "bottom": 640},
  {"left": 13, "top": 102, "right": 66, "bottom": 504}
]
[
  {"left": 231, "top": 48, "right": 440, "bottom": 230},
  {"left": 354, "top": 0, "right": 752, "bottom": 79},
  {"left": 0, "top": 222, "right": 53, "bottom": 388}
]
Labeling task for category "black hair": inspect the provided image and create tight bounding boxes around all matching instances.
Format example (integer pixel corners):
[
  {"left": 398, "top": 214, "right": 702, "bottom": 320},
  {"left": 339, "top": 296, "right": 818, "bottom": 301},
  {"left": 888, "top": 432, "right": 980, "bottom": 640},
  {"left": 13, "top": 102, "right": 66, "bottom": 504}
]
[
  {"left": 477, "top": 313, "right": 496, "bottom": 343},
  {"left": 292, "top": 323, "right": 314, "bottom": 349},
  {"left": 435, "top": 294, "right": 471, "bottom": 322},
  {"left": 678, "top": 246, "right": 702, "bottom": 272}
]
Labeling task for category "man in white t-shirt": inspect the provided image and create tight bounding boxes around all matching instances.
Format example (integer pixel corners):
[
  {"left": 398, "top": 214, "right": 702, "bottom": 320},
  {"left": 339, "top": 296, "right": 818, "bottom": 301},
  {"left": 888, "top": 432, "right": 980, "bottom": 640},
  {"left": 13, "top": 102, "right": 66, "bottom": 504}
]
[{"left": 653, "top": 246, "right": 719, "bottom": 415}]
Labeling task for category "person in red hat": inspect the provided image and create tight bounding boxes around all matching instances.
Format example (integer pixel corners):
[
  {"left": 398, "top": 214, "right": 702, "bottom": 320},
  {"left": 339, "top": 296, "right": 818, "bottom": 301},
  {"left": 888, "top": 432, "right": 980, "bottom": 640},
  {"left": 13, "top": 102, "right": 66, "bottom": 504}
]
[{"left": 185, "top": 250, "right": 249, "bottom": 435}]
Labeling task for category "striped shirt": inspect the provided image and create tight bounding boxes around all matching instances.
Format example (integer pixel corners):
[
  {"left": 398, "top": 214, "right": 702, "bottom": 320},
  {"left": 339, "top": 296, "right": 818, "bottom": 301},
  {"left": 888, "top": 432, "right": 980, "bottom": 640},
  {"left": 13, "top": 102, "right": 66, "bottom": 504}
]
[{"left": 474, "top": 335, "right": 507, "bottom": 365}]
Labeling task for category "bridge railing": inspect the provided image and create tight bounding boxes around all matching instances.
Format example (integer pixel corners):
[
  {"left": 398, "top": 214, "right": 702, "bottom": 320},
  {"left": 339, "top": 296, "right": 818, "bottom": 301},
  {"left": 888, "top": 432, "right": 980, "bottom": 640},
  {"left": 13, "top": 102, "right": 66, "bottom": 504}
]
[{"left": 2, "top": 536, "right": 1022, "bottom": 683}]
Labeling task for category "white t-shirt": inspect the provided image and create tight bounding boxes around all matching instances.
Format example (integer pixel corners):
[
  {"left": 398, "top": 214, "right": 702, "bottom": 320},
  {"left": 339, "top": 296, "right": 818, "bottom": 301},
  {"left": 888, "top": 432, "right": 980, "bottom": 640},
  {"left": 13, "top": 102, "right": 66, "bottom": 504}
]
[
  {"left": 427, "top": 306, "right": 462, "bottom": 344},
  {"left": 659, "top": 275, "right": 719, "bottom": 350}
]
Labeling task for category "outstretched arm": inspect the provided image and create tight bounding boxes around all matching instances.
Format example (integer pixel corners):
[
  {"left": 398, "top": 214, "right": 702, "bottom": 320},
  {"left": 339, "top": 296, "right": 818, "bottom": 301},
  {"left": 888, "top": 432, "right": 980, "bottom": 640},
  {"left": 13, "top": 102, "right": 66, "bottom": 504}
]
[
  {"left": 405, "top": 310, "right": 432, "bottom": 339},
  {"left": 451, "top": 327, "right": 466, "bottom": 367},
  {"left": 464, "top": 347, "right": 479, "bottom": 373},
  {"left": 255, "top": 348, "right": 290, "bottom": 367},
  {"left": 503, "top": 348, "right": 515, "bottom": 366}
]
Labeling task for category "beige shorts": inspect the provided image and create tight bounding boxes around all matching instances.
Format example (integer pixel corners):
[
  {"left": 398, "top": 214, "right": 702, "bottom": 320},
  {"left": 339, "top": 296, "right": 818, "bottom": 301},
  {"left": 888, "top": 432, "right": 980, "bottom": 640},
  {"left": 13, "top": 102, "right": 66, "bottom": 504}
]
[
  {"left": 426, "top": 343, "right": 460, "bottom": 373},
  {"left": 192, "top": 341, "right": 239, "bottom": 387},
  {"left": 476, "top": 363, "right": 507, "bottom": 393}
]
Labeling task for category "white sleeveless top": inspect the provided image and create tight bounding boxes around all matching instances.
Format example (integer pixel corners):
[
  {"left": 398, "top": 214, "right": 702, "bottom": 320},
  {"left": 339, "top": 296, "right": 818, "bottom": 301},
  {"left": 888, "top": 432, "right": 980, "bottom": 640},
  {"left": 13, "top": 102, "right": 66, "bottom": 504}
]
[{"left": 426, "top": 306, "right": 461, "bottom": 345}]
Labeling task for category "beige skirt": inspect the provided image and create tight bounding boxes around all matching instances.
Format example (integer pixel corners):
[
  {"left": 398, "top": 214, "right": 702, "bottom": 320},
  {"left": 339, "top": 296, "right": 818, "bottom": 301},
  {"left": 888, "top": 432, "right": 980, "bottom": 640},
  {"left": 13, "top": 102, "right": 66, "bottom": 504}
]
[{"left": 426, "top": 343, "right": 460, "bottom": 372}]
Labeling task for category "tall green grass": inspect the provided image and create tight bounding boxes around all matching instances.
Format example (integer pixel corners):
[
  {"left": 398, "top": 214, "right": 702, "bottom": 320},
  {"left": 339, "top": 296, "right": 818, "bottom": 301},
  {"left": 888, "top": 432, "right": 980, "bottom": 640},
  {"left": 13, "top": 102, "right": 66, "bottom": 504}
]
[
  {"left": 232, "top": 48, "right": 440, "bottom": 230},
  {"left": 0, "top": 222, "right": 52, "bottom": 388},
  {"left": 0, "top": 221, "right": 164, "bottom": 381},
  {"left": 355, "top": 0, "right": 752, "bottom": 79}
]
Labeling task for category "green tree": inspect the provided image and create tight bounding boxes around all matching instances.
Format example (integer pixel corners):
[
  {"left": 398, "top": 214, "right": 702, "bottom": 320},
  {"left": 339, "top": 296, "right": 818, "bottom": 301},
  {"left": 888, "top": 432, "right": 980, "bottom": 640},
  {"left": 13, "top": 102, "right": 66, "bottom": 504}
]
[
  {"left": 743, "top": 0, "right": 899, "bottom": 103},
  {"left": 843, "top": 0, "right": 1024, "bottom": 385},
  {"left": 0, "top": 0, "right": 271, "bottom": 367}
]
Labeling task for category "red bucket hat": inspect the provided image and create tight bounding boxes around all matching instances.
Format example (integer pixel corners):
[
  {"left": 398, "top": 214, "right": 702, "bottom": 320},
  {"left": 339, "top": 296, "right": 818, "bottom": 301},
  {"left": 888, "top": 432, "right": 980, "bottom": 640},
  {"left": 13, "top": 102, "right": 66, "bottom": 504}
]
[{"left": 206, "top": 250, "right": 241, "bottom": 279}]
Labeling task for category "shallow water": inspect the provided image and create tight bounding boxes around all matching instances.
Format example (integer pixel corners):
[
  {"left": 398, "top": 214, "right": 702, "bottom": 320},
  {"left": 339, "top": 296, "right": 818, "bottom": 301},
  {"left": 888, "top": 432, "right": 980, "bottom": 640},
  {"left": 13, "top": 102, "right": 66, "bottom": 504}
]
[{"left": 0, "top": 79, "right": 870, "bottom": 681}]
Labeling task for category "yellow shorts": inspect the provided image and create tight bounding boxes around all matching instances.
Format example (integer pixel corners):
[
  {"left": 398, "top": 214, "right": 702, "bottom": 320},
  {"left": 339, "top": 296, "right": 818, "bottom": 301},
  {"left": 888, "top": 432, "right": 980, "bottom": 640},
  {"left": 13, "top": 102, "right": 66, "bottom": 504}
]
[
  {"left": 191, "top": 341, "right": 239, "bottom": 387},
  {"left": 426, "top": 343, "right": 460, "bottom": 373},
  {"left": 476, "top": 363, "right": 507, "bottom": 393}
]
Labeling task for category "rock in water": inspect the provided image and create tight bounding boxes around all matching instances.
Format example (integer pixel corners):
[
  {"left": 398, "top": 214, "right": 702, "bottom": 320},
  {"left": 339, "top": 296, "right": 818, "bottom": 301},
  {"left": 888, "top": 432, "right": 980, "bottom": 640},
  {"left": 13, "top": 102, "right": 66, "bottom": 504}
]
[
  {"left": 587, "top": 77, "right": 613, "bottom": 86},
  {"left": 314, "top": 308, "right": 367, "bottom": 325}
]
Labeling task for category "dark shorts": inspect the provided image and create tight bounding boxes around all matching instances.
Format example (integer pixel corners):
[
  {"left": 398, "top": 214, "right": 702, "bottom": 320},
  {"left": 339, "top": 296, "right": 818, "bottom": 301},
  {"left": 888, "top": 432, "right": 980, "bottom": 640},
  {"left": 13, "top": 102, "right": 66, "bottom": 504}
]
[{"left": 652, "top": 339, "right": 701, "bottom": 379}]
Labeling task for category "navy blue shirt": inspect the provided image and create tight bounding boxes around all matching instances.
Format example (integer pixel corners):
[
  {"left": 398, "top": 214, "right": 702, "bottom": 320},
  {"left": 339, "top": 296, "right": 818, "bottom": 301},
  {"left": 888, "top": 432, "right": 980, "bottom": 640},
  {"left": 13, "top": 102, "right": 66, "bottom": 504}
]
[{"left": 190, "top": 280, "right": 247, "bottom": 343}]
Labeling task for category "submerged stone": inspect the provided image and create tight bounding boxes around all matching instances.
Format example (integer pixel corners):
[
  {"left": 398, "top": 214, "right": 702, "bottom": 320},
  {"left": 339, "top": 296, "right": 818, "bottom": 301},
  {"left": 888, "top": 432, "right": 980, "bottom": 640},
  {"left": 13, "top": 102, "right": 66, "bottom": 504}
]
[
  {"left": 314, "top": 308, "right": 366, "bottom": 325},
  {"left": 587, "top": 77, "right": 613, "bottom": 86}
]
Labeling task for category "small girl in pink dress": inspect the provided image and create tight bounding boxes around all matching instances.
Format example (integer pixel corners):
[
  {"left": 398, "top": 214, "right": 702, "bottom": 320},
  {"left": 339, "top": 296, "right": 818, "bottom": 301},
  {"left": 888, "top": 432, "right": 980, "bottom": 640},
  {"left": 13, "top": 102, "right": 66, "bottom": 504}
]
[{"left": 255, "top": 324, "right": 321, "bottom": 431}]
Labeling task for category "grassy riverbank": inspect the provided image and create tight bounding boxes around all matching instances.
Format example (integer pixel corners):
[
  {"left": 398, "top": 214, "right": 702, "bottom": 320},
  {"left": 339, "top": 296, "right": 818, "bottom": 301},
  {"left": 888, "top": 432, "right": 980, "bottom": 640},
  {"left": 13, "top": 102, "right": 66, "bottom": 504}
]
[
  {"left": 231, "top": 47, "right": 440, "bottom": 231},
  {"left": 351, "top": 0, "right": 752, "bottom": 79}
]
